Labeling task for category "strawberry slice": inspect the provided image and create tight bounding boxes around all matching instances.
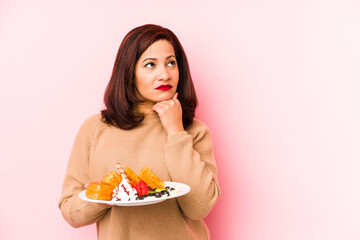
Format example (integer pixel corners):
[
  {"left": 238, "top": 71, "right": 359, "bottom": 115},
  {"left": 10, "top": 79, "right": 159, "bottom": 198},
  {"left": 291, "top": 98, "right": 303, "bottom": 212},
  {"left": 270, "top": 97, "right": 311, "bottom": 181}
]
[
  {"left": 136, "top": 180, "right": 150, "bottom": 196},
  {"left": 139, "top": 180, "right": 150, "bottom": 195}
]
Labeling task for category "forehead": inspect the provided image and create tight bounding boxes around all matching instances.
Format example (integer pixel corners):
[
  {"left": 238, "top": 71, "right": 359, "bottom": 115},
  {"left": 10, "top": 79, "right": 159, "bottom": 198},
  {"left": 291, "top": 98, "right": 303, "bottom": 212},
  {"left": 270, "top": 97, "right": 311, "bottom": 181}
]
[{"left": 140, "top": 40, "right": 175, "bottom": 59}]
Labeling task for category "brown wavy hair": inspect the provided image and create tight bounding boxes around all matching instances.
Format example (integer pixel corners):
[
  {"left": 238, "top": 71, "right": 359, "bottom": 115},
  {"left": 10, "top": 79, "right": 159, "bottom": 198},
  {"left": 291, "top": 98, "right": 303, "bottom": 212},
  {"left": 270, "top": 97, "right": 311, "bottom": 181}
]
[{"left": 101, "top": 24, "right": 198, "bottom": 130}]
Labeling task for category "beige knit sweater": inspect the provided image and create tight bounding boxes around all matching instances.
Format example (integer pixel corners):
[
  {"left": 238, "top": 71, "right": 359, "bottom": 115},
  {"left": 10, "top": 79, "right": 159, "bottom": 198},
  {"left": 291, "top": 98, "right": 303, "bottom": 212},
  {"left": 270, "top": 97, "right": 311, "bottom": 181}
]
[{"left": 58, "top": 113, "right": 220, "bottom": 240}]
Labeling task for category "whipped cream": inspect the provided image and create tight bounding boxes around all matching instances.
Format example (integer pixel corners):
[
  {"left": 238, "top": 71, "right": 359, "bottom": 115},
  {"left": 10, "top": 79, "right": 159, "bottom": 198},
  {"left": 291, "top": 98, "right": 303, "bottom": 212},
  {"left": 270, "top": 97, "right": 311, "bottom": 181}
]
[{"left": 111, "top": 173, "right": 138, "bottom": 201}]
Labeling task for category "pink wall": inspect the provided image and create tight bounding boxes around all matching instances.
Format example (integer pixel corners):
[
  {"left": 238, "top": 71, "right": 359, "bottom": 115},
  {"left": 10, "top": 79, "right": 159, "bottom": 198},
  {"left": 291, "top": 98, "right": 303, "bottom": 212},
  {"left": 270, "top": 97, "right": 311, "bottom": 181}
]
[{"left": 1, "top": 0, "right": 360, "bottom": 239}]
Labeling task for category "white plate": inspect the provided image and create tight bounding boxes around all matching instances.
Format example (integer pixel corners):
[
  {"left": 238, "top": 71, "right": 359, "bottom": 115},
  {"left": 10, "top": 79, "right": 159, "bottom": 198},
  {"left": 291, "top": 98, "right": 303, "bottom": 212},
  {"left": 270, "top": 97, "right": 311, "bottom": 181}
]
[{"left": 79, "top": 181, "right": 191, "bottom": 206}]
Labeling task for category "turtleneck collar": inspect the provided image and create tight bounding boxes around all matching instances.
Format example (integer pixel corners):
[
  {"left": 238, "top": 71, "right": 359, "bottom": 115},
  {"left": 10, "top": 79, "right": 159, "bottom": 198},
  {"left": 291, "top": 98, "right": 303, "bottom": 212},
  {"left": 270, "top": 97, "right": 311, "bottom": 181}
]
[{"left": 141, "top": 111, "right": 161, "bottom": 123}]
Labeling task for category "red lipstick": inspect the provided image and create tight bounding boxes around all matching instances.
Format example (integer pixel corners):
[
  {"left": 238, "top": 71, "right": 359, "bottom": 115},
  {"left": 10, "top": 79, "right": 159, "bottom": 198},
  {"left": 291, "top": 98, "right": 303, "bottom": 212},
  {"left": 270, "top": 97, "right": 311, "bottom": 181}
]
[{"left": 155, "top": 84, "right": 172, "bottom": 91}]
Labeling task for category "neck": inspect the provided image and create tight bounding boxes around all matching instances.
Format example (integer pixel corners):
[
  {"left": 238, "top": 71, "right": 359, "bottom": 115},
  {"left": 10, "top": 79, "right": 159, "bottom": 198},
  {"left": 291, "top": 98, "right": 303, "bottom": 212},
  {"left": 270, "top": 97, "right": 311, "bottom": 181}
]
[{"left": 134, "top": 101, "right": 156, "bottom": 115}]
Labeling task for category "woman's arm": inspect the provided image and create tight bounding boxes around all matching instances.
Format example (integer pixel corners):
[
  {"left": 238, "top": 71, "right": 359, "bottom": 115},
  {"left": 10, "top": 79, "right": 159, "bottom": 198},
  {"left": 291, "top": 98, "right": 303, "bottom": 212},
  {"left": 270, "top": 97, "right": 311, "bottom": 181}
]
[
  {"left": 165, "top": 120, "right": 221, "bottom": 220},
  {"left": 58, "top": 115, "right": 110, "bottom": 228}
]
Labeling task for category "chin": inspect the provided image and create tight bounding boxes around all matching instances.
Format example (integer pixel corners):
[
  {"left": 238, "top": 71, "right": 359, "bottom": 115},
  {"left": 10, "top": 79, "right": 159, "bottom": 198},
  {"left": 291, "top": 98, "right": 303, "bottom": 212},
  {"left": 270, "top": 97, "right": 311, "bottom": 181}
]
[
  {"left": 154, "top": 93, "right": 175, "bottom": 102},
  {"left": 154, "top": 97, "right": 171, "bottom": 103}
]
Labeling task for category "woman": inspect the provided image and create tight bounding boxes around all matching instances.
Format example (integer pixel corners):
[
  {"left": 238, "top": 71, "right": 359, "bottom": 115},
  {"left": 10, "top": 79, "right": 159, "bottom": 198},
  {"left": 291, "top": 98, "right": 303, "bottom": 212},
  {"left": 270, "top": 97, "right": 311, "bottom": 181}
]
[{"left": 58, "top": 24, "right": 220, "bottom": 240}]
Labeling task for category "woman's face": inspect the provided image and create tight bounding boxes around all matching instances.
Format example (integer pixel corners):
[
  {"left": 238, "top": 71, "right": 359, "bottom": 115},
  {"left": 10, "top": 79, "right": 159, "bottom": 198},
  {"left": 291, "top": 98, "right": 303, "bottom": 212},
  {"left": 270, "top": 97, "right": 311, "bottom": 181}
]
[{"left": 134, "top": 39, "right": 179, "bottom": 104}]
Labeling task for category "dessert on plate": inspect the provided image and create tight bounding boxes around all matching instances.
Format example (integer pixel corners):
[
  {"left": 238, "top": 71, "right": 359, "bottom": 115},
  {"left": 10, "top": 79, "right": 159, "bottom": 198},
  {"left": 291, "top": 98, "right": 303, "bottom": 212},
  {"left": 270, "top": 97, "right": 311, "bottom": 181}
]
[{"left": 84, "top": 163, "right": 175, "bottom": 202}]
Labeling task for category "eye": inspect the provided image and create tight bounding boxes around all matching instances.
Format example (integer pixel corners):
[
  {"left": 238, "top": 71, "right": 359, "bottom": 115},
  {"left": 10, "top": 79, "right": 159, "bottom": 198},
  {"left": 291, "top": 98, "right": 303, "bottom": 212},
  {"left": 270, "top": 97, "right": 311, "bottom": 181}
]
[
  {"left": 145, "top": 62, "right": 155, "bottom": 68},
  {"left": 167, "top": 60, "right": 176, "bottom": 67}
]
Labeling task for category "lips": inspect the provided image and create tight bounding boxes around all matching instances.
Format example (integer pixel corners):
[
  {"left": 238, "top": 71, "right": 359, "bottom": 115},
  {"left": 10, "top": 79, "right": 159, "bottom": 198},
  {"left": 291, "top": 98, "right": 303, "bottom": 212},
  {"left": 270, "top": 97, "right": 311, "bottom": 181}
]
[{"left": 155, "top": 84, "right": 172, "bottom": 91}]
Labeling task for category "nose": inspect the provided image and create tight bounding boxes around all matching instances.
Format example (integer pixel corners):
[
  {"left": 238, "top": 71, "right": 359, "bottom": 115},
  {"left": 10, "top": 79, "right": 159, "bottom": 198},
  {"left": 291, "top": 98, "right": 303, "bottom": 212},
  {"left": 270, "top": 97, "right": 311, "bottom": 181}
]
[{"left": 157, "top": 65, "right": 171, "bottom": 81}]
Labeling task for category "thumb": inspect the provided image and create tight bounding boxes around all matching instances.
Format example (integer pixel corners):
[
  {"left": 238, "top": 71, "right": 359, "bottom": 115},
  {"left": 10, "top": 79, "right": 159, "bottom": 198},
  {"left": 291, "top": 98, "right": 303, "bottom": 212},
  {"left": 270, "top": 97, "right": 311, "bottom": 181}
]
[{"left": 173, "top": 92, "right": 178, "bottom": 100}]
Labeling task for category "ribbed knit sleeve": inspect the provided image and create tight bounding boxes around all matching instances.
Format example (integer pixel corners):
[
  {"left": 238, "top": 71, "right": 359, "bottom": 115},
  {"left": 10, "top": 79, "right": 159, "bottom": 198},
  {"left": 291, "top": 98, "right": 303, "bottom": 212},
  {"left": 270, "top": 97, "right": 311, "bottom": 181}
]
[
  {"left": 58, "top": 115, "right": 110, "bottom": 228},
  {"left": 165, "top": 119, "right": 220, "bottom": 220}
]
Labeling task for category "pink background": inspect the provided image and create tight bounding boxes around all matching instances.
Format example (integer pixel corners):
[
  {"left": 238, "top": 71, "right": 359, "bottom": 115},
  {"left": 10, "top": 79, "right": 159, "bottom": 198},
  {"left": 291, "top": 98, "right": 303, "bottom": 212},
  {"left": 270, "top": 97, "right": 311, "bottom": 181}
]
[{"left": 1, "top": 0, "right": 360, "bottom": 239}]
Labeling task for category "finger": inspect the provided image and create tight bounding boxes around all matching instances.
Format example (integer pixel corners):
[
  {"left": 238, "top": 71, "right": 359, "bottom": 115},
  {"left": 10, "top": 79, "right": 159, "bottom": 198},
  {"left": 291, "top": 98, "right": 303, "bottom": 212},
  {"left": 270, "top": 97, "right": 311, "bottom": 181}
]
[
  {"left": 173, "top": 92, "right": 178, "bottom": 100},
  {"left": 152, "top": 103, "right": 165, "bottom": 113},
  {"left": 154, "top": 102, "right": 170, "bottom": 109},
  {"left": 152, "top": 104, "right": 159, "bottom": 112},
  {"left": 153, "top": 102, "right": 165, "bottom": 110}
]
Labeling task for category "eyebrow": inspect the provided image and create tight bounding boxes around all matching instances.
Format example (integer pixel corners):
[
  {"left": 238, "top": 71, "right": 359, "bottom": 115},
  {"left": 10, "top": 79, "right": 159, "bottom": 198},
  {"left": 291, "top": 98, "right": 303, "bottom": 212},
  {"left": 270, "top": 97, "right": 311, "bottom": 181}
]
[{"left": 142, "top": 55, "right": 175, "bottom": 63}]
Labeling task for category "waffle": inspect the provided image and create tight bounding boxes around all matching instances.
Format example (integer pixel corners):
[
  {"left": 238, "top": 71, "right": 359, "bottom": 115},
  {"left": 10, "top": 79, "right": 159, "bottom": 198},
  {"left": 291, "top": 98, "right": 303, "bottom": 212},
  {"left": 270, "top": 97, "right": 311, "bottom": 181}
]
[
  {"left": 139, "top": 167, "right": 165, "bottom": 190},
  {"left": 101, "top": 171, "right": 122, "bottom": 188},
  {"left": 85, "top": 182, "right": 114, "bottom": 200},
  {"left": 124, "top": 167, "right": 141, "bottom": 185}
]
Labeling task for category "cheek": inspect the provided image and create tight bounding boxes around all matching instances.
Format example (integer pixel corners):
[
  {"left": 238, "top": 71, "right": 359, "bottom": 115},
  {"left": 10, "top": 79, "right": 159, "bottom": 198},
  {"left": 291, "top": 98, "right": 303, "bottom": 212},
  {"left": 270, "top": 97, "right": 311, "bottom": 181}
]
[
  {"left": 137, "top": 76, "right": 153, "bottom": 93},
  {"left": 173, "top": 71, "right": 180, "bottom": 86}
]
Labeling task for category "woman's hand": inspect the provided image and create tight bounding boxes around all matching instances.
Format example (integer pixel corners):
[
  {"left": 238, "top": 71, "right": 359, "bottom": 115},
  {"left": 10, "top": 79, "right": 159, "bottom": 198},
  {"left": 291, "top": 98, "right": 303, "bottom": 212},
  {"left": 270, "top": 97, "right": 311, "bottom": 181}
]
[{"left": 152, "top": 93, "right": 184, "bottom": 135}]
